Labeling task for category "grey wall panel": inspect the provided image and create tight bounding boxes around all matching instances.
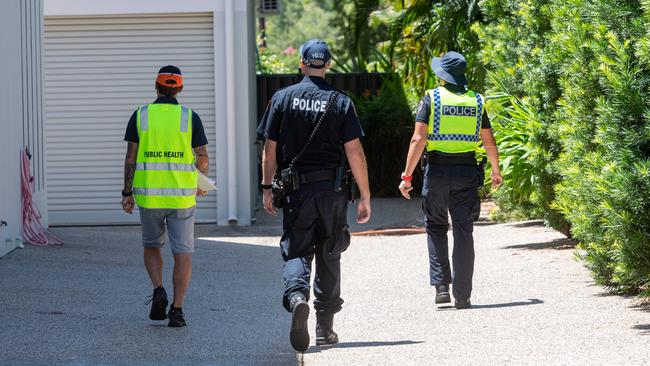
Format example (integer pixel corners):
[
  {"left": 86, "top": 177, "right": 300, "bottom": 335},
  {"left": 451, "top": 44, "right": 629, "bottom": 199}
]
[
  {"left": 44, "top": 13, "right": 217, "bottom": 225},
  {"left": 21, "top": 0, "right": 46, "bottom": 195},
  {"left": 0, "top": 0, "right": 44, "bottom": 256}
]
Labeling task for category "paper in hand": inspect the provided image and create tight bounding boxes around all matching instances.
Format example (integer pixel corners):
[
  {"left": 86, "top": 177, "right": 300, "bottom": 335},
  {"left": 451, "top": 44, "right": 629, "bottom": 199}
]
[{"left": 197, "top": 171, "right": 217, "bottom": 191}]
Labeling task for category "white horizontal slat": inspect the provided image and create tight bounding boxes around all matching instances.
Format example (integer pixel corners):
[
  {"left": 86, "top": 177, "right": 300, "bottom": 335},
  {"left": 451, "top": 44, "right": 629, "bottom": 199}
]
[
  {"left": 45, "top": 52, "right": 214, "bottom": 63},
  {"left": 45, "top": 13, "right": 217, "bottom": 225},
  {"left": 45, "top": 43, "right": 214, "bottom": 52},
  {"left": 44, "top": 66, "right": 215, "bottom": 76},
  {"left": 43, "top": 35, "right": 215, "bottom": 46},
  {"left": 45, "top": 22, "right": 213, "bottom": 32}
]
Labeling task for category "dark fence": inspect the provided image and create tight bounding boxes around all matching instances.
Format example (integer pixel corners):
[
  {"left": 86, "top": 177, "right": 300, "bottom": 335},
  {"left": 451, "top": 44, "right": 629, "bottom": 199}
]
[{"left": 256, "top": 72, "right": 390, "bottom": 121}]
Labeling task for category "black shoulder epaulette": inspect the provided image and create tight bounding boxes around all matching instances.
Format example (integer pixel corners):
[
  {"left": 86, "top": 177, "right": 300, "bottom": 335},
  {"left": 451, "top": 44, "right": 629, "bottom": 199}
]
[{"left": 333, "top": 88, "right": 350, "bottom": 98}]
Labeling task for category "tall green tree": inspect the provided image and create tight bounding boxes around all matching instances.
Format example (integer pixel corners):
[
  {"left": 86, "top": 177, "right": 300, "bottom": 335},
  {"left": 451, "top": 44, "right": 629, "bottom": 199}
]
[
  {"left": 374, "top": 0, "right": 485, "bottom": 93},
  {"left": 324, "top": 0, "right": 383, "bottom": 71},
  {"left": 258, "top": 0, "right": 385, "bottom": 73}
]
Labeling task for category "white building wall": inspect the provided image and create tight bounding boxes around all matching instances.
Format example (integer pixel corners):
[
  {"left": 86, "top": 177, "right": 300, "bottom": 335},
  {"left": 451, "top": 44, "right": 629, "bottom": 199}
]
[
  {"left": 44, "top": 0, "right": 256, "bottom": 225},
  {"left": 0, "top": 0, "right": 46, "bottom": 256}
]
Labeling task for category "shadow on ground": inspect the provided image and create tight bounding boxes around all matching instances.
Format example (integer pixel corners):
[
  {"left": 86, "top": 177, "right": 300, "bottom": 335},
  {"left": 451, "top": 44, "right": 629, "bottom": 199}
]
[
  {"left": 437, "top": 299, "right": 544, "bottom": 311},
  {"left": 472, "top": 298, "right": 544, "bottom": 309},
  {"left": 632, "top": 324, "right": 650, "bottom": 335},
  {"left": 503, "top": 238, "right": 575, "bottom": 251},
  {"left": 0, "top": 226, "right": 296, "bottom": 365},
  {"left": 504, "top": 220, "right": 545, "bottom": 228},
  {"left": 304, "top": 340, "right": 424, "bottom": 353}
]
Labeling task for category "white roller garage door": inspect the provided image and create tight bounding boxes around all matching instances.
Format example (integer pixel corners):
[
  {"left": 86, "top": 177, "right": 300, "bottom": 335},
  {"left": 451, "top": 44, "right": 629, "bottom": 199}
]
[{"left": 44, "top": 13, "right": 217, "bottom": 225}]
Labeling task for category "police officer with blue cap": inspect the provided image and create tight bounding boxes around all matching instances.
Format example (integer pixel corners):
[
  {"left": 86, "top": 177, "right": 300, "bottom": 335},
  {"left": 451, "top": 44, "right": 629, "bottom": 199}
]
[
  {"left": 257, "top": 39, "right": 371, "bottom": 351},
  {"left": 398, "top": 51, "right": 502, "bottom": 309}
]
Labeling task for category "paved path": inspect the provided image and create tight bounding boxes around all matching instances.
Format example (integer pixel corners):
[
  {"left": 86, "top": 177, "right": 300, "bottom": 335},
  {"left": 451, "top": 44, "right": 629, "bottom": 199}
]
[{"left": 0, "top": 199, "right": 648, "bottom": 365}]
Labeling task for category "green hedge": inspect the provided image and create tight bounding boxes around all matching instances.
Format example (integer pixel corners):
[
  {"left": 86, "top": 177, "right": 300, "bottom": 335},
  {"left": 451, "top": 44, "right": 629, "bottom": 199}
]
[{"left": 479, "top": 0, "right": 650, "bottom": 295}]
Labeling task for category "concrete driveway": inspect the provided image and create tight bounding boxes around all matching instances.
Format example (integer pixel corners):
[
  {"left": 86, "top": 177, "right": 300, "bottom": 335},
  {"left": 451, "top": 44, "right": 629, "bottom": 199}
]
[{"left": 0, "top": 198, "right": 648, "bottom": 365}]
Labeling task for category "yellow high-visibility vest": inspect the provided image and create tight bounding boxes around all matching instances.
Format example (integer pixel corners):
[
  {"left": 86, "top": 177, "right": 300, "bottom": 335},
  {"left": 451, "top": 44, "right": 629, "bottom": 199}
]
[
  {"left": 426, "top": 86, "right": 483, "bottom": 153},
  {"left": 134, "top": 103, "right": 197, "bottom": 209}
]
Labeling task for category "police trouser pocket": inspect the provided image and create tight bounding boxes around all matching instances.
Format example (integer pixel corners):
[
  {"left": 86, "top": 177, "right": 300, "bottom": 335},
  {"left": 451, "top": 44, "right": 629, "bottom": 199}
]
[{"left": 327, "top": 223, "right": 350, "bottom": 255}]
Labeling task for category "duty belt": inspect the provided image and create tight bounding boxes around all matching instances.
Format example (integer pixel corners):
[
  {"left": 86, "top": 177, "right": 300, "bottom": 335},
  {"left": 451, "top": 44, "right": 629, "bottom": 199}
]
[
  {"left": 425, "top": 153, "right": 477, "bottom": 166},
  {"left": 299, "top": 170, "right": 336, "bottom": 184}
]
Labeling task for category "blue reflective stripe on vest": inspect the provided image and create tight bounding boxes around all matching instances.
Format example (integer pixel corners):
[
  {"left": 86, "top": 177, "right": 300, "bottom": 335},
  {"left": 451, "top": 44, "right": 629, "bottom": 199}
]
[
  {"left": 429, "top": 88, "right": 482, "bottom": 142},
  {"left": 427, "top": 134, "right": 480, "bottom": 142},
  {"left": 433, "top": 88, "right": 441, "bottom": 134},
  {"left": 475, "top": 93, "right": 483, "bottom": 135}
]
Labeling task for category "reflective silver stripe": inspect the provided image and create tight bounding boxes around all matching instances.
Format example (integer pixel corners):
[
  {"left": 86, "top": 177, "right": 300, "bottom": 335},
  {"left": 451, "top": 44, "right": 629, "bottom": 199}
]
[
  {"left": 133, "top": 188, "right": 196, "bottom": 196},
  {"left": 180, "top": 106, "right": 190, "bottom": 132},
  {"left": 136, "top": 162, "right": 196, "bottom": 172},
  {"left": 140, "top": 105, "right": 148, "bottom": 131}
]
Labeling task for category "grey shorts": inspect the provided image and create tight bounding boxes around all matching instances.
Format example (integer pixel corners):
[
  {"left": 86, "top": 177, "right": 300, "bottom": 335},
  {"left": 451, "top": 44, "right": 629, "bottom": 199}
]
[{"left": 139, "top": 206, "right": 196, "bottom": 254}]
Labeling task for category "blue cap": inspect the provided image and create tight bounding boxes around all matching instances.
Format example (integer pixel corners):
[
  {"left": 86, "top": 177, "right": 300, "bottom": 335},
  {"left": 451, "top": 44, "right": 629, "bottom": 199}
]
[
  {"left": 430, "top": 51, "right": 467, "bottom": 86},
  {"left": 299, "top": 39, "right": 332, "bottom": 69}
]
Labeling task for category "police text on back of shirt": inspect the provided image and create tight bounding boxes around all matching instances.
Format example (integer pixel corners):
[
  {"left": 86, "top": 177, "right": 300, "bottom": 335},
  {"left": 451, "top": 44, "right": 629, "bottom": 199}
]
[{"left": 292, "top": 98, "right": 328, "bottom": 112}]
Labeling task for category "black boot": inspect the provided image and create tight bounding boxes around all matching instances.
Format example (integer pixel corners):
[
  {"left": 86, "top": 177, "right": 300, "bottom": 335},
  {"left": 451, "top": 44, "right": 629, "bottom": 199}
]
[
  {"left": 289, "top": 293, "right": 310, "bottom": 352},
  {"left": 435, "top": 285, "right": 451, "bottom": 304},
  {"left": 455, "top": 298, "right": 472, "bottom": 310},
  {"left": 316, "top": 314, "right": 339, "bottom": 346}
]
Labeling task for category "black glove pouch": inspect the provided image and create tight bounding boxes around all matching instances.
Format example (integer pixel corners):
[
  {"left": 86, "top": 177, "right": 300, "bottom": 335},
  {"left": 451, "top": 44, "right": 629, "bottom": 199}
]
[{"left": 271, "top": 167, "right": 300, "bottom": 208}]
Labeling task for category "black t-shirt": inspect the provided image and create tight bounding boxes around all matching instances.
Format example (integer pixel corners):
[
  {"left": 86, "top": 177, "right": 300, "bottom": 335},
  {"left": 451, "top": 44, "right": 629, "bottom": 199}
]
[
  {"left": 415, "top": 84, "right": 491, "bottom": 128},
  {"left": 124, "top": 96, "right": 209, "bottom": 148},
  {"left": 256, "top": 76, "right": 364, "bottom": 173}
]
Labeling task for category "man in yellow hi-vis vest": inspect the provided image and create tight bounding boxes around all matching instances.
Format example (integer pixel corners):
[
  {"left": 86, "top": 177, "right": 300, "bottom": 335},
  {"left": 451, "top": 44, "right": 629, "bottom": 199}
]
[
  {"left": 398, "top": 52, "right": 502, "bottom": 309},
  {"left": 121, "top": 65, "right": 209, "bottom": 327}
]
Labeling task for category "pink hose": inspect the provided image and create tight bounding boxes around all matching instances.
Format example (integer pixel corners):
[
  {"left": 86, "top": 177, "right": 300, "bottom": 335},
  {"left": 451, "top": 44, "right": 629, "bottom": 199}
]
[{"left": 21, "top": 147, "right": 63, "bottom": 246}]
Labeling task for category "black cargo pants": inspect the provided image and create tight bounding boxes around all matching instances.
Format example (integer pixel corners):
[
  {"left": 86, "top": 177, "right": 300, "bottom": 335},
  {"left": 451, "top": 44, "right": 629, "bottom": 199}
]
[
  {"left": 280, "top": 181, "right": 350, "bottom": 316},
  {"left": 422, "top": 163, "right": 481, "bottom": 301}
]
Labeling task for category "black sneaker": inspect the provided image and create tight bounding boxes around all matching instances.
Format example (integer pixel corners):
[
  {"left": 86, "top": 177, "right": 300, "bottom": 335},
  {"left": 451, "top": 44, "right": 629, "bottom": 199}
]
[
  {"left": 289, "top": 294, "right": 310, "bottom": 352},
  {"left": 168, "top": 306, "right": 187, "bottom": 327},
  {"left": 316, "top": 314, "right": 339, "bottom": 346},
  {"left": 145, "top": 287, "right": 168, "bottom": 320},
  {"left": 435, "top": 285, "right": 451, "bottom": 304},
  {"left": 455, "top": 298, "right": 472, "bottom": 310}
]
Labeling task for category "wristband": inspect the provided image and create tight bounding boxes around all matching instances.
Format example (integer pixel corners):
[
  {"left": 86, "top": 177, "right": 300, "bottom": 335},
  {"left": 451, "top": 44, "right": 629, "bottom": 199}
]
[
  {"left": 121, "top": 189, "right": 133, "bottom": 197},
  {"left": 400, "top": 173, "right": 413, "bottom": 182},
  {"left": 260, "top": 183, "right": 272, "bottom": 190}
]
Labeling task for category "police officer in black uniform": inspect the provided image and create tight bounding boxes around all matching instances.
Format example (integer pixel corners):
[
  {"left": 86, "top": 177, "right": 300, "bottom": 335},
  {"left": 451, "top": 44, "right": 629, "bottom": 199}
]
[
  {"left": 398, "top": 51, "right": 502, "bottom": 309},
  {"left": 257, "top": 39, "right": 371, "bottom": 352}
]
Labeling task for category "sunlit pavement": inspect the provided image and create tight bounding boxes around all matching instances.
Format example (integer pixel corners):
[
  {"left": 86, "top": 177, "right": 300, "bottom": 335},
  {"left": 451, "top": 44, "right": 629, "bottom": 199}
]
[{"left": 0, "top": 199, "right": 648, "bottom": 365}]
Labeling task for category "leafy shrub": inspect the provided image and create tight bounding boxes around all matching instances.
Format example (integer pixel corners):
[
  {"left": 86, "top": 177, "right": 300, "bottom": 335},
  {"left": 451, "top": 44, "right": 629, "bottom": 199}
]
[
  {"left": 354, "top": 74, "right": 415, "bottom": 196},
  {"left": 480, "top": 0, "right": 650, "bottom": 295},
  {"left": 485, "top": 91, "right": 546, "bottom": 220},
  {"left": 548, "top": 0, "right": 650, "bottom": 294},
  {"left": 478, "top": 0, "right": 568, "bottom": 232}
]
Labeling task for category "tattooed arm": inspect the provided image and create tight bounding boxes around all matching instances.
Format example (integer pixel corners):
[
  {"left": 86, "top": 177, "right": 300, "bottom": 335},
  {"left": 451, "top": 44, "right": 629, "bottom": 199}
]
[
  {"left": 121, "top": 142, "right": 138, "bottom": 213},
  {"left": 194, "top": 145, "right": 209, "bottom": 196},
  {"left": 194, "top": 145, "right": 209, "bottom": 175},
  {"left": 123, "top": 142, "right": 138, "bottom": 192}
]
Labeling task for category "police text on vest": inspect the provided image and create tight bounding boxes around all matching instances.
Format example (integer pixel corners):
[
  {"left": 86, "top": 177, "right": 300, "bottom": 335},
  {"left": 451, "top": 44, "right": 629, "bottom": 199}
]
[{"left": 442, "top": 105, "right": 477, "bottom": 117}]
